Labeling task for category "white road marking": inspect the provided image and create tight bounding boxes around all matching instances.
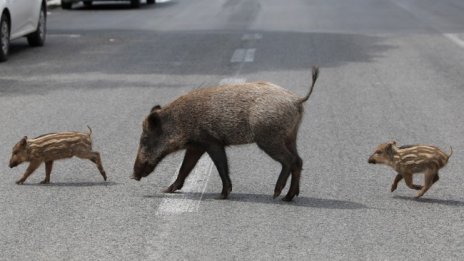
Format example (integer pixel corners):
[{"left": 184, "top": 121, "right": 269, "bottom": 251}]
[
  {"left": 244, "top": 48, "right": 256, "bottom": 62},
  {"left": 230, "top": 49, "right": 246, "bottom": 63},
  {"left": 48, "top": 34, "right": 81, "bottom": 38},
  {"left": 156, "top": 155, "right": 213, "bottom": 214},
  {"left": 218, "top": 78, "right": 246, "bottom": 85},
  {"left": 242, "top": 33, "right": 262, "bottom": 40},
  {"left": 443, "top": 33, "right": 464, "bottom": 49},
  {"left": 230, "top": 48, "right": 256, "bottom": 63}
]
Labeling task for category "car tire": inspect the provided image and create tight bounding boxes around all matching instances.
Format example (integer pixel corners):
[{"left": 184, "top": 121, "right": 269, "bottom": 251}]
[
  {"left": 130, "top": 0, "right": 140, "bottom": 8},
  {"left": 0, "top": 13, "right": 10, "bottom": 62},
  {"left": 62, "top": 0, "right": 73, "bottom": 9},
  {"left": 27, "top": 4, "right": 46, "bottom": 47},
  {"left": 147, "top": 0, "right": 156, "bottom": 4},
  {"left": 83, "top": 1, "right": 92, "bottom": 7}
]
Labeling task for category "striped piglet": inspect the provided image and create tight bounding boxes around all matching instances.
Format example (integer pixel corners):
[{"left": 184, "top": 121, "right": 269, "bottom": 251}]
[
  {"left": 9, "top": 127, "right": 107, "bottom": 184},
  {"left": 368, "top": 141, "right": 452, "bottom": 198}
]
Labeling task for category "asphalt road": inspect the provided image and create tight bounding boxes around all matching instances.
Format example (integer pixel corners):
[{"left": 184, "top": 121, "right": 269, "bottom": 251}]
[{"left": 2, "top": 0, "right": 464, "bottom": 260}]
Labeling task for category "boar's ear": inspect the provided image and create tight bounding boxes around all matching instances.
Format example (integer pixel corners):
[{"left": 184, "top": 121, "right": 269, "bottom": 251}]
[
  {"left": 147, "top": 112, "right": 162, "bottom": 133},
  {"left": 150, "top": 105, "right": 162, "bottom": 113},
  {"left": 20, "top": 136, "right": 27, "bottom": 147}
]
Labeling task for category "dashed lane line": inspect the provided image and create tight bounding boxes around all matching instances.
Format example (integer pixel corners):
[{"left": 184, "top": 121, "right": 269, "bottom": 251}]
[{"left": 230, "top": 48, "right": 256, "bottom": 63}]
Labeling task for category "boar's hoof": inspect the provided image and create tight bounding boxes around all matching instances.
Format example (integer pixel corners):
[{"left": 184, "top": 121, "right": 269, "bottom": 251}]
[
  {"left": 162, "top": 185, "right": 178, "bottom": 193},
  {"left": 15, "top": 180, "right": 24, "bottom": 185},
  {"left": 218, "top": 187, "right": 231, "bottom": 199},
  {"left": 273, "top": 190, "right": 282, "bottom": 199},
  {"left": 282, "top": 194, "right": 296, "bottom": 202},
  {"left": 390, "top": 184, "right": 397, "bottom": 192},
  {"left": 217, "top": 194, "right": 229, "bottom": 200},
  {"left": 39, "top": 180, "right": 50, "bottom": 184}
]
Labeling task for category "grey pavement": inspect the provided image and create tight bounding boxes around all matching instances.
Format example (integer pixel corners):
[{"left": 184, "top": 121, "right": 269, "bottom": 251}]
[{"left": 2, "top": 0, "right": 464, "bottom": 260}]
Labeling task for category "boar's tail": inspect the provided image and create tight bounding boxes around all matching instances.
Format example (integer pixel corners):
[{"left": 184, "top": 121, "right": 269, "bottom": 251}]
[
  {"left": 448, "top": 146, "right": 453, "bottom": 159},
  {"left": 299, "top": 65, "right": 319, "bottom": 104},
  {"left": 87, "top": 125, "right": 93, "bottom": 136}
]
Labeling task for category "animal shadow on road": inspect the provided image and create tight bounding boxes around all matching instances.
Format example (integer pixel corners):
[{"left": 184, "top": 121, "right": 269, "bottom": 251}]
[
  {"left": 148, "top": 192, "right": 367, "bottom": 210},
  {"left": 23, "top": 181, "right": 117, "bottom": 187},
  {"left": 393, "top": 195, "right": 464, "bottom": 207}
]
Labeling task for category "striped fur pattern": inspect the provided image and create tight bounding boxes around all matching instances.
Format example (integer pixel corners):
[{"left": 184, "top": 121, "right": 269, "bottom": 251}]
[
  {"left": 393, "top": 145, "right": 452, "bottom": 173},
  {"left": 368, "top": 141, "right": 452, "bottom": 198},
  {"left": 9, "top": 126, "right": 107, "bottom": 185}
]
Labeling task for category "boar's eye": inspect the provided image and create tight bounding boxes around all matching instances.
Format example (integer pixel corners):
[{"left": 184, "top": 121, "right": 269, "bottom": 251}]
[
  {"left": 140, "top": 135, "right": 151, "bottom": 145},
  {"left": 375, "top": 151, "right": 381, "bottom": 154}
]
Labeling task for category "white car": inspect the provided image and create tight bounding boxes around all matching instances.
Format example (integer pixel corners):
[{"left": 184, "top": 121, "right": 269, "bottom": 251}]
[
  {"left": 0, "top": 0, "right": 46, "bottom": 62},
  {"left": 62, "top": 0, "right": 155, "bottom": 9}
]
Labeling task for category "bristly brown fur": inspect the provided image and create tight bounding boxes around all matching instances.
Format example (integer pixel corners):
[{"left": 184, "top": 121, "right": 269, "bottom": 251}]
[
  {"left": 9, "top": 127, "right": 107, "bottom": 185},
  {"left": 133, "top": 66, "right": 321, "bottom": 201},
  {"left": 368, "top": 141, "right": 452, "bottom": 198}
]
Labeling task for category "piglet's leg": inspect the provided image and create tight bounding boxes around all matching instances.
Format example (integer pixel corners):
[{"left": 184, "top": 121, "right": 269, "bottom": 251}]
[
  {"left": 16, "top": 161, "right": 42, "bottom": 185},
  {"left": 40, "top": 161, "right": 53, "bottom": 184},
  {"left": 416, "top": 169, "right": 436, "bottom": 198},
  {"left": 76, "top": 151, "right": 107, "bottom": 181},
  {"left": 391, "top": 174, "right": 403, "bottom": 192},
  {"left": 403, "top": 173, "right": 423, "bottom": 191}
]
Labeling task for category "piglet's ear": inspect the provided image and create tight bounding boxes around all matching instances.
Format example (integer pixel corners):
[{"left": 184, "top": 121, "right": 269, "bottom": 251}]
[
  {"left": 147, "top": 112, "right": 162, "bottom": 133},
  {"left": 20, "top": 136, "right": 27, "bottom": 147},
  {"left": 150, "top": 105, "right": 162, "bottom": 113},
  {"left": 386, "top": 143, "right": 394, "bottom": 160}
]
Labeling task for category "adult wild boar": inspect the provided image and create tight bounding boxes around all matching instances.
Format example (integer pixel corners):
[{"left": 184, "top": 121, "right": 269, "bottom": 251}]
[{"left": 132, "top": 66, "right": 319, "bottom": 201}]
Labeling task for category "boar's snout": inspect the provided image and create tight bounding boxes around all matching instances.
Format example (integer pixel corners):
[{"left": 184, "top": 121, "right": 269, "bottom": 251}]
[{"left": 132, "top": 159, "right": 156, "bottom": 181}]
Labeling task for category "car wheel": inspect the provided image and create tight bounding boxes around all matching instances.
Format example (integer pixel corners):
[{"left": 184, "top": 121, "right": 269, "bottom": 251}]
[
  {"left": 62, "top": 0, "right": 73, "bottom": 9},
  {"left": 27, "top": 4, "right": 46, "bottom": 47},
  {"left": 0, "top": 13, "right": 9, "bottom": 62},
  {"left": 130, "top": 0, "right": 140, "bottom": 8},
  {"left": 147, "top": 0, "right": 155, "bottom": 4},
  {"left": 83, "top": 1, "right": 92, "bottom": 7}
]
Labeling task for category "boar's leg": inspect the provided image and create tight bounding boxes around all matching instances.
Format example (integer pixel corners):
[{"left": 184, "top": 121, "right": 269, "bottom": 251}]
[
  {"left": 75, "top": 151, "right": 107, "bottom": 181},
  {"left": 16, "top": 160, "right": 42, "bottom": 185},
  {"left": 257, "top": 140, "right": 295, "bottom": 200},
  {"left": 206, "top": 144, "right": 232, "bottom": 199},
  {"left": 163, "top": 146, "right": 206, "bottom": 193},
  {"left": 40, "top": 161, "right": 53, "bottom": 184},
  {"left": 283, "top": 140, "right": 303, "bottom": 202}
]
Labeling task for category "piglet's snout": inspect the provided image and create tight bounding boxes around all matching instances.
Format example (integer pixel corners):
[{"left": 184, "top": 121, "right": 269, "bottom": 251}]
[{"left": 9, "top": 161, "right": 17, "bottom": 168}]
